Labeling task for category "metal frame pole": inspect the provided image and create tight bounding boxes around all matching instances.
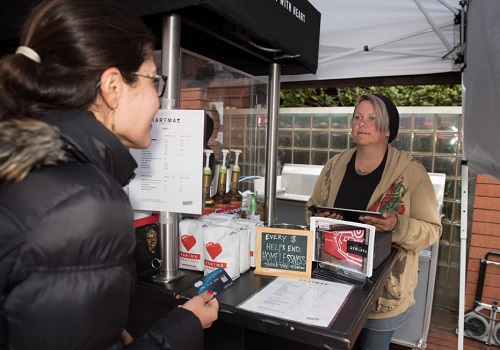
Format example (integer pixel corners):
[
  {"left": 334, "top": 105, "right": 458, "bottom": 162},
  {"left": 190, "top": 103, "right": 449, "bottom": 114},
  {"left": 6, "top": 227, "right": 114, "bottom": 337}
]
[
  {"left": 265, "top": 63, "right": 281, "bottom": 226},
  {"left": 152, "top": 14, "right": 184, "bottom": 284}
]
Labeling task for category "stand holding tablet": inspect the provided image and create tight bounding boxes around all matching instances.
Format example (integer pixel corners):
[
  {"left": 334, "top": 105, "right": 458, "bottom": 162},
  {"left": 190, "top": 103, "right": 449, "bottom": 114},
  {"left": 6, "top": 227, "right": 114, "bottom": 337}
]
[{"left": 309, "top": 216, "right": 379, "bottom": 288}]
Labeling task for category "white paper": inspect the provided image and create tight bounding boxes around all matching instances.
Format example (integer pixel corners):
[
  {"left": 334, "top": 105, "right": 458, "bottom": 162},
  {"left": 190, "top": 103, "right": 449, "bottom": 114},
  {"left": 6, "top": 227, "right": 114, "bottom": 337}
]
[
  {"left": 237, "top": 277, "right": 352, "bottom": 327},
  {"left": 128, "top": 109, "right": 204, "bottom": 214}
]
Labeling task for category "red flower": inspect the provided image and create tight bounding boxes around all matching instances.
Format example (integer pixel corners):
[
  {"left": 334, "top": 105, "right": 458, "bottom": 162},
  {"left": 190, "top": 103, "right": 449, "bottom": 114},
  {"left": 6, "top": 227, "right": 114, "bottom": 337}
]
[
  {"left": 397, "top": 204, "right": 405, "bottom": 215},
  {"left": 386, "top": 186, "right": 396, "bottom": 197},
  {"left": 368, "top": 203, "right": 378, "bottom": 212},
  {"left": 370, "top": 177, "right": 408, "bottom": 214},
  {"left": 381, "top": 197, "right": 392, "bottom": 206}
]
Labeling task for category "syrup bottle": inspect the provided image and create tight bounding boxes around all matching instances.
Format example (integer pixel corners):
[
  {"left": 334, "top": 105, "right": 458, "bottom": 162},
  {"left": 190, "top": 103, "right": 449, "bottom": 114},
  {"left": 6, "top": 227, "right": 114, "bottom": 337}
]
[
  {"left": 202, "top": 149, "right": 214, "bottom": 215},
  {"left": 226, "top": 149, "right": 243, "bottom": 215},
  {"left": 211, "top": 149, "right": 231, "bottom": 213}
]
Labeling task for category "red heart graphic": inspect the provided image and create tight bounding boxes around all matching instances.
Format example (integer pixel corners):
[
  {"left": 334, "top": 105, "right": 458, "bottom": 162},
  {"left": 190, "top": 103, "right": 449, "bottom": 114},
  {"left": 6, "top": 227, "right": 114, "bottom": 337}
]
[
  {"left": 181, "top": 235, "right": 196, "bottom": 251},
  {"left": 206, "top": 242, "right": 222, "bottom": 260}
]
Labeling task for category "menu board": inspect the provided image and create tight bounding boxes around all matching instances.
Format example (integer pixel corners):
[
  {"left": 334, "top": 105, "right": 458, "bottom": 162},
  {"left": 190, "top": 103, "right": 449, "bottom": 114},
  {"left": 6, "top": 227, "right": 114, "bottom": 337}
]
[{"left": 128, "top": 109, "right": 204, "bottom": 214}]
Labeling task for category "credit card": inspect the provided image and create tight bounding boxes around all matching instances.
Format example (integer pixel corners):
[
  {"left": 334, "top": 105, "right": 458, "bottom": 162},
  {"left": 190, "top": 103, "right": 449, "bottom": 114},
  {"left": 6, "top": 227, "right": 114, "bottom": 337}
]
[{"left": 194, "top": 267, "right": 234, "bottom": 296}]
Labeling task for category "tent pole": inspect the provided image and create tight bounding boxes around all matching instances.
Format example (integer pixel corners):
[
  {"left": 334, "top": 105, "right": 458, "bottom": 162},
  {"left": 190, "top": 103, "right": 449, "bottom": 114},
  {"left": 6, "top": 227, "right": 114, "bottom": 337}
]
[
  {"left": 265, "top": 63, "right": 281, "bottom": 226},
  {"left": 458, "top": 163, "right": 467, "bottom": 350},
  {"left": 457, "top": 78, "right": 467, "bottom": 350},
  {"left": 436, "top": 0, "right": 461, "bottom": 14},
  {"left": 152, "top": 13, "right": 184, "bottom": 285},
  {"left": 460, "top": 0, "right": 467, "bottom": 59},
  {"left": 414, "top": 0, "right": 455, "bottom": 59}
]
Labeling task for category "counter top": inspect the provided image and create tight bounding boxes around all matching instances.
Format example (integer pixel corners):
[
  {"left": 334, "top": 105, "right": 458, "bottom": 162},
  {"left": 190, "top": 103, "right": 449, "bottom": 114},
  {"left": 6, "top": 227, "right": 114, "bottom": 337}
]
[{"left": 130, "top": 249, "right": 398, "bottom": 350}]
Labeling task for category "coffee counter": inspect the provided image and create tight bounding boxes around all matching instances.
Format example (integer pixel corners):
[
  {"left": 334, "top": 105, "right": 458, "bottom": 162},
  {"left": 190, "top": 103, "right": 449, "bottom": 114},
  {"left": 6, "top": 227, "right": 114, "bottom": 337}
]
[{"left": 126, "top": 249, "right": 397, "bottom": 350}]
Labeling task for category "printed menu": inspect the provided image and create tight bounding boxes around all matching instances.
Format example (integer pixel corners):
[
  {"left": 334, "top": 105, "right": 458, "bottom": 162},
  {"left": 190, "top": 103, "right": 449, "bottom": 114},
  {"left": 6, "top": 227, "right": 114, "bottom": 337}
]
[
  {"left": 128, "top": 109, "right": 204, "bottom": 214},
  {"left": 237, "top": 277, "right": 352, "bottom": 327}
]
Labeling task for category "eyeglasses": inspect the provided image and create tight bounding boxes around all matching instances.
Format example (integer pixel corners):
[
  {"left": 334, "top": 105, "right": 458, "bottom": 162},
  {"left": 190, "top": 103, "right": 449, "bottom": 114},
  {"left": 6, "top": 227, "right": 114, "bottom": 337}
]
[{"left": 132, "top": 72, "right": 168, "bottom": 98}]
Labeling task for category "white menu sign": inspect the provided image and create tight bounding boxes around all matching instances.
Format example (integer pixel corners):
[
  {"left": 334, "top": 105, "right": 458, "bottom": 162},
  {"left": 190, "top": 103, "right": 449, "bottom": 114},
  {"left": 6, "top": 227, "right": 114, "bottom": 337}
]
[{"left": 128, "top": 109, "right": 204, "bottom": 214}]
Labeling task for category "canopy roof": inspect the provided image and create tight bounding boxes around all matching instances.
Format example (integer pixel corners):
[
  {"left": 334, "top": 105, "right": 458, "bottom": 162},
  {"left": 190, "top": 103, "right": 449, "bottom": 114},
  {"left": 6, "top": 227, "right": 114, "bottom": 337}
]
[{"left": 282, "top": 0, "right": 463, "bottom": 87}]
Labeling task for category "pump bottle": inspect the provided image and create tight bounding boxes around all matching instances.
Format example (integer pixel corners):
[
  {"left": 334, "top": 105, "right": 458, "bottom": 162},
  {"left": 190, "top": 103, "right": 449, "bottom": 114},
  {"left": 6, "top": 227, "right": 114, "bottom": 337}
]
[
  {"left": 211, "top": 149, "right": 231, "bottom": 213},
  {"left": 226, "top": 149, "right": 243, "bottom": 215},
  {"left": 202, "top": 149, "right": 215, "bottom": 215}
]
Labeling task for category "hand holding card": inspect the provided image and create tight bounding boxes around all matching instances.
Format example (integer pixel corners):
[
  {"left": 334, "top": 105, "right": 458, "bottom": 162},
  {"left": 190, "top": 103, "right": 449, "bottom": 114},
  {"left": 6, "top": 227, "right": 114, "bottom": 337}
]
[
  {"left": 194, "top": 267, "right": 234, "bottom": 297},
  {"left": 180, "top": 289, "right": 219, "bottom": 329}
]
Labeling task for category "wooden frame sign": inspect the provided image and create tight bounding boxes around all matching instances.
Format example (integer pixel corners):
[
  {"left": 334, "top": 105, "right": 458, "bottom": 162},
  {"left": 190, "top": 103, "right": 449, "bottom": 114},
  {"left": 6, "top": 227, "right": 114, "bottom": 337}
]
[{"left": 255, "top": 227, "right": 313, "bottom": 278}]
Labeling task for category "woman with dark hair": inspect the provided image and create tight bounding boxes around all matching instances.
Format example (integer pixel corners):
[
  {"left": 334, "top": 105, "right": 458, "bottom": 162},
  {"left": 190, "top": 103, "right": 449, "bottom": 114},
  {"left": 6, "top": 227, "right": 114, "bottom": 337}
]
[
  {"left": 306, "top": 94, "right": 442, "bottom": 350},
  {"left": 0, "top": 0, "right": 218, "bottom": 349}
]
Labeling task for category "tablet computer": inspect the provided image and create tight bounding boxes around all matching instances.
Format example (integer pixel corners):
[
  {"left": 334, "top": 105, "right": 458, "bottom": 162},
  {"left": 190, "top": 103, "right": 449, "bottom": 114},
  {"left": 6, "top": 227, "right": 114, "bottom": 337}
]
[{"left": 308, "top": 205, "right": 383, "bottom": 221}]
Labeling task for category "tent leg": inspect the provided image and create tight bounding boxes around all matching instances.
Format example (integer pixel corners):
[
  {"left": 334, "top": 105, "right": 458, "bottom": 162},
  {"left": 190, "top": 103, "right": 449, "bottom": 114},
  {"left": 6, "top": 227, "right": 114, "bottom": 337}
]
[
  {"left": 458, "top": 162, "right": 468, "bottom": 349},
  {"left": 265, "top": 63, "right": 281, "bottom": 226}
]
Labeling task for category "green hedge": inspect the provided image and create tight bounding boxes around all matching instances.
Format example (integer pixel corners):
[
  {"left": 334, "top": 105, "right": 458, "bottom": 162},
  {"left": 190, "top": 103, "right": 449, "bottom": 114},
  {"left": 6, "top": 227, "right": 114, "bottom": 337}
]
[{"left": 280, "top": 85, "right": 462, "bottom": 107}]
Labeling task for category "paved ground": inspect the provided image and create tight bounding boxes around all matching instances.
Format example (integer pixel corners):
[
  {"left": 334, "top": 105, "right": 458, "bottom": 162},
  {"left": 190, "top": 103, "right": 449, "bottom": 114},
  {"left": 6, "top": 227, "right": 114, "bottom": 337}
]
[{"left": 390, "top": 308, "right": 497, "bottom": 350}]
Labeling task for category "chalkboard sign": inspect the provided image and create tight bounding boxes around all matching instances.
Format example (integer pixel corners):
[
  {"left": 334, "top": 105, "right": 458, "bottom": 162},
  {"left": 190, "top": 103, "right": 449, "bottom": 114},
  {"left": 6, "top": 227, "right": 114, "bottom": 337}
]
[{"left": 255, "top": 227, "right": 312, "bottom": 278}]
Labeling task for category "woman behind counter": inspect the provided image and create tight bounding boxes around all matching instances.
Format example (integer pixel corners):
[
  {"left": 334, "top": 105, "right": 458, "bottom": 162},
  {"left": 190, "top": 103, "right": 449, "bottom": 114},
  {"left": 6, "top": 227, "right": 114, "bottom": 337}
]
[
  {"left": 0, "top": 0, "right": 218, "bottom": 349},
  {"left": 306, "top": 94, "right": 442, "bottom": 350}
]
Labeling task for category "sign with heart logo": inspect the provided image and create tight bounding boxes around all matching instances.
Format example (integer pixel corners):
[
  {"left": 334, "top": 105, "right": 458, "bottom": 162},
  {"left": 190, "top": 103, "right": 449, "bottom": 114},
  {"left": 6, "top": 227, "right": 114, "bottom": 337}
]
[
  {"left": 181, "top": 235, "right": 197, "bottom": 251},
  {"left": 206, "top": 242, "right": 223, "bottom": 260}
]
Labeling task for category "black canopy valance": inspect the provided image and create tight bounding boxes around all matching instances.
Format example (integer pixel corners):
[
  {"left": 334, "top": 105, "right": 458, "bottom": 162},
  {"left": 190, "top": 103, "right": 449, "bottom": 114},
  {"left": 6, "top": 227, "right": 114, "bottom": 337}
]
[{"left": 0, "top": 0, "right": 321, "bottom": 76}]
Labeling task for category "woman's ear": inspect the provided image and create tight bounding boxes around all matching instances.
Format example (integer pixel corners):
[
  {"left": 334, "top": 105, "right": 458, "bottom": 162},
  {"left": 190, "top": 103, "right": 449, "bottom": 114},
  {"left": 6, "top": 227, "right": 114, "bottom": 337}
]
[{"left": 98, "top": 67, "right": 122, "bottom": 109}]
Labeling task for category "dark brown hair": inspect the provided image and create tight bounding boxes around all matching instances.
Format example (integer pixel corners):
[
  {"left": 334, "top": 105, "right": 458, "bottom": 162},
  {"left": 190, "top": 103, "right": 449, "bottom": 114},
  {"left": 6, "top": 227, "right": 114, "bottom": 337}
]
[{"left": 0, "top": 0, "right": 155, "bottom": 120}]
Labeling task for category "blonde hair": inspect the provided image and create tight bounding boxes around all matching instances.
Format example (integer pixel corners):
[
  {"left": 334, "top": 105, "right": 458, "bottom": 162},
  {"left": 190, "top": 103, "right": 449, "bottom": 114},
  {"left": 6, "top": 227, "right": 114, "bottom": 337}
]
[{"left": 354, "top": 94, "right": 390, "bottom": 134}]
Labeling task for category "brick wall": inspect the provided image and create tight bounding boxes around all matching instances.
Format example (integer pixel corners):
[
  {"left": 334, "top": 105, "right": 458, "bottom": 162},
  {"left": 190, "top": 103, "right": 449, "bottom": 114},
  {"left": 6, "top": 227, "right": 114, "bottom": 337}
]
[
  {"left": 466, "top": 175, "right": 500, "bottom": 311},
  {"left": 392, "top": 174, "right": 500, "bottom": 350}
]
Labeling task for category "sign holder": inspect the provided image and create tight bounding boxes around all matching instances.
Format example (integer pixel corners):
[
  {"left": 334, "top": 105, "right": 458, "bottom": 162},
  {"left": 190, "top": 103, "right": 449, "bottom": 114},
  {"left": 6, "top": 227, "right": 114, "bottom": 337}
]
[{"left": 309, "top": 217, "right": 376, "bottom": 288}]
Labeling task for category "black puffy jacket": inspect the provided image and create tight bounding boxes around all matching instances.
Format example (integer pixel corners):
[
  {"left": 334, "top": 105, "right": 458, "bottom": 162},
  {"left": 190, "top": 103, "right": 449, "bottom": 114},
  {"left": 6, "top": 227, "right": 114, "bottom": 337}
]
[{"left": 0, "top": 111, "right": 203, "bottom": 349}]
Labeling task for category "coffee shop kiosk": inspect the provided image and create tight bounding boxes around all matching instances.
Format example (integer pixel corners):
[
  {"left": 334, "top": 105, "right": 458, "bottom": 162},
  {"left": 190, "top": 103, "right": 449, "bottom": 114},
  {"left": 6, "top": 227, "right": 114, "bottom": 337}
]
[
  {"left": 0, "top": 1, "right": 398, "bottom": 349},
  {"left": 119, "top": 2, "right": 396, "bottom": 349}
]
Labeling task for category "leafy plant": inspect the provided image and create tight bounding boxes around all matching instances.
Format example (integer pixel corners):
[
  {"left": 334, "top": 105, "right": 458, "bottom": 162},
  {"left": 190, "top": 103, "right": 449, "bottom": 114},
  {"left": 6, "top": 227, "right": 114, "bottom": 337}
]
[{"left": 280, "top": 85, "right": 462, "bottom": 107}]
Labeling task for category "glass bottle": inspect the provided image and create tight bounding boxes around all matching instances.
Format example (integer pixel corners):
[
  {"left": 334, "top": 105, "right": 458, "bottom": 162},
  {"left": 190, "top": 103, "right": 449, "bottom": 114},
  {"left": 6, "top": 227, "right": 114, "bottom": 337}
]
[
  {"left": 226, "top": 149, "right": 243, "bottom": 215},
  {"left": 202, "top": 149, "right": 214, "bottom": 215},
  {"left": 212, "top": 149, "right": 231, "bottom": 213}
]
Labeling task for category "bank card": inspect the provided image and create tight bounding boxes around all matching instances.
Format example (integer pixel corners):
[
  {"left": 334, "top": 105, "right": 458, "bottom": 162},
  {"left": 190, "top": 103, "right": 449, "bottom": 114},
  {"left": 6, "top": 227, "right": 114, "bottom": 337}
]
[{"left": 195, "top": 267, "right": 234, "bottom": 296}]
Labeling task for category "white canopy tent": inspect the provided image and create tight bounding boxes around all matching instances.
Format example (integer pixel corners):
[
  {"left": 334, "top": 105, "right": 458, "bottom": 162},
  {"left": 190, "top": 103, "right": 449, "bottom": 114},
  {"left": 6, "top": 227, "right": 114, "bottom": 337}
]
[
  {"left": 281, "top": 0, "right": 463, "bottom": 83},
  {"left": 0, "top": 0, "right": 496, "bottom": 348},
  {"left": 282, "top": 1, "right": 500, "bottom": 349}
]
